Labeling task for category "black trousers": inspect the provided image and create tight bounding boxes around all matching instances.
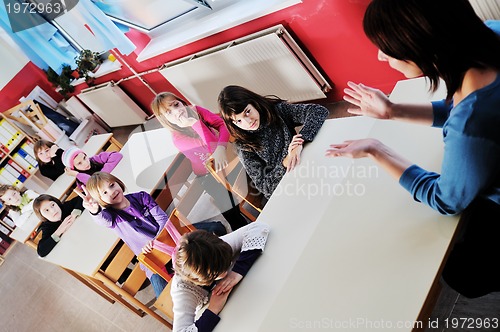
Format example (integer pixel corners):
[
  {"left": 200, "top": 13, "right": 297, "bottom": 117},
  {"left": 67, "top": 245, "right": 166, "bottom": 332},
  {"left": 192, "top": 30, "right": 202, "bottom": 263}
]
[
  {"left": 199, "top": 171, "right": 247, "bottom": 231},
  {"left": 442, "top": 198, "right": 500, "bottom": 298}
]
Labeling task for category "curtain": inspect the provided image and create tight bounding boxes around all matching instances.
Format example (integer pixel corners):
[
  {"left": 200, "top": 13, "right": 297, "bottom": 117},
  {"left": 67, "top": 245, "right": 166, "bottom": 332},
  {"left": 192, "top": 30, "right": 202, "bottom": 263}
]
[
  {"left": 0, "top": 0, "right": 78, "bottom": 74},
  {"left": 0, "top": 0, "right": 135, "bottom": 74},
  {"left": 55, "top": 0, "right": 135, "bottom": 55}
]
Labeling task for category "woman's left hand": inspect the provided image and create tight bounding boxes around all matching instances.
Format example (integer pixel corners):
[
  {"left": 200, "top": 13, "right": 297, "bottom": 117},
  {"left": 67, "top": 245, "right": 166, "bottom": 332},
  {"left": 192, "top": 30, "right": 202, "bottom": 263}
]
[
  {"left": 325, "top": 138, "right": 378, "bottom": 159},
  {"left": 209, "top": 145, "right": 228, "bottom": 172},
  {"left": 212, "top": 271, "right": 243, "bottom": 296}
]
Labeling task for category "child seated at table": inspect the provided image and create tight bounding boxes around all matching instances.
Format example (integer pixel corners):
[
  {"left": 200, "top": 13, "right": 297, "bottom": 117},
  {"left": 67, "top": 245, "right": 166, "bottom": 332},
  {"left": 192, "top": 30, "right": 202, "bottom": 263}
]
[
  {"left": 0, "top": 184, "right": 39, "bottom": 228},
  {"left": 34, "top": 139, "right": 66, "bottom": 181},
  {"left": 33, "top": 194, "right": 84, "bottom": 257},
  {"left": 82, "top": 172, "right": 178, "bottom": 297},
  {"left": 218, "top": 85, "right": 329, "bottom": 199},
  {"left": 62, "top": 146, "right": 123, "bottom": 190},
  {"left": 151, "top": 92, "right": 248, "bottom": 231},
  {"left": 171, "top": 221, "right": 269, "bottom": 332}
]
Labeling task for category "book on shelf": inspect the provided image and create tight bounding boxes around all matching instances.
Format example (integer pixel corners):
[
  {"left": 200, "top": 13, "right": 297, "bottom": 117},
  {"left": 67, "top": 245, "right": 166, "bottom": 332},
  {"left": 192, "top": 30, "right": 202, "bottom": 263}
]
[
  {"left": 17, "top": 148, "right": 38, "bottom": 167},
  {"left": 0, "top": 143, "right": 8, "bottom": 154},
  {"left": 7, "top": 159, "right": 30, "bottom": 177},
  {"left": 0, "top": 238, "right": 11, "bottom": 254},
  {"left": 20, "top": 141, "right": 35, "bottom": 157},
  {"left": 0, "top": 231, "right": 12, "bottom": 246},
  {"left": 0, "top": 168, "right": 22, "bottom": 188},
  {"left": 0, "top": 118, "right": 18, "bottom": 136},
  {"left": 0, "top": 130, "right": 22, "bottom": 151},
  {"left": 11, "top": 153, "right": 37, "bottom": 174},
  {"left": 1, "top": 214, "right": 15, "bottom": 229},
  {"left": 0, "top": 223, "right": 10, "bottom": 236},
  {"left": 3, "top": 164, "right": 27, "bottom": 182}
]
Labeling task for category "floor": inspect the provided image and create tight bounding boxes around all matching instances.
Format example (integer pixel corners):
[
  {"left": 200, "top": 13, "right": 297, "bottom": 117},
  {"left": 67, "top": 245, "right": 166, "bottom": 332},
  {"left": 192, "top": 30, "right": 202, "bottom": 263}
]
[{"left": 1, "top": 103, "right": 499, "bottom": 331}]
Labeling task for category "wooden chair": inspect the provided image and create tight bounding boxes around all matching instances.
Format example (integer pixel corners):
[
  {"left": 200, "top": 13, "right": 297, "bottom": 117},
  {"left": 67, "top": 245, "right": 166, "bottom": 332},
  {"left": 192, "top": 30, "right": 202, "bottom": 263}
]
[
  {"left": 3, "top": 100, "right": 60, "bottom": 141},
  {"left": 205, "top": 143, "right": 264, "bottom": 221},
  {"left": 91, "top": 239, "right": 174, "bottom": 328},
  {"left": 137, "top": 209, "right": 196, "bottom": 322}
]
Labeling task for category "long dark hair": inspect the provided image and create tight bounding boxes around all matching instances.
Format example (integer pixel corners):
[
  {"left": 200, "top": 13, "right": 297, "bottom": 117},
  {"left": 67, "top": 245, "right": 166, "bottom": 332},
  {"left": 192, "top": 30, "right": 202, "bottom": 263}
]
[
  {"left": 363, "top": 0, "right": 500, "bottom": 100},
  {"left": 218, "top": 85, "right": 285, "bottom": 150}
]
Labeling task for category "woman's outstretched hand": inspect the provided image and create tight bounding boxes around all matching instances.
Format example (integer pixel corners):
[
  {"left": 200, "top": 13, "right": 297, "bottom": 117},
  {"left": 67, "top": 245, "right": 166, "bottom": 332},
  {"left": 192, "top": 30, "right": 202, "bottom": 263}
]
[
  {"left": 343, "top": 81, "right": 393, "bottom": 119},
  {"left": 325, "top": 138, "right": 380, "bottom": 159}
]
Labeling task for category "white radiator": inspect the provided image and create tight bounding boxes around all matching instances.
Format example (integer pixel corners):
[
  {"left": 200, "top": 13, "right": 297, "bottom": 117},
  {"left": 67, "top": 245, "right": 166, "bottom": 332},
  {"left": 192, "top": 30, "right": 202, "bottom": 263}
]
[
  {"left": 159, "top": 24, "right": 331, "bottom": 113},
  {"left": 469, "top": 0, "right": 500, "bottom": 20},
  {"left": 77, "top": 81, "right": 147, "bottom": 127}
]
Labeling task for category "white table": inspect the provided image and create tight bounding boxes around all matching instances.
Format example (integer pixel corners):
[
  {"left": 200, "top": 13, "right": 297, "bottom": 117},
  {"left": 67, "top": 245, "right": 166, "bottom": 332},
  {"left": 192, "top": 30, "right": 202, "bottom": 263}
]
[
  {"left": 10, "top": 133, "right": 116, "bottom": 243},
  {"left": 41, "top": 128, "right": 180, "bottom": 276},
  {"left": 112, "top": 127, "right": 179, "bottom": 194},
  {"left": 39, "top": 128, "right": 184, "bottom": 327},
  {"left": 215, "top": 78, "right": 459, "bottom": 331}
]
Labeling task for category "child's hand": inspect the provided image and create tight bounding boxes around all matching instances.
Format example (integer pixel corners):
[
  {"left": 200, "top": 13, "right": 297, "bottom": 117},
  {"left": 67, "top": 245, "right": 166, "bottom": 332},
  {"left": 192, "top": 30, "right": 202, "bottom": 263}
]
[
  {"left": 54, "top": 214, "right": 77, "bottom": 237},
  {"left": 50, "top": 144, "right": 59, "bottom": 157},
  {"left": 76, "top": 185, "right": 100, "bottom": 214},
  {"left": 141, "top": 240, "right": 154, "bottom": 254},
  {"left": 212, "top": 271, "right": 243, "bottom": 296},
  {"left": 176, "top": 116, "right": 198, "bottom": 128},
  {"left": 283, "top": 144, "right": 303, "bottom": 172},
  {"left": 207, "top": 288, "right": 232, "bottom": 315},
  {"left": 209, "top": 146, "right": 228, "bottom": 172},
  {"left": 287, "top": 134, "right": 304, "bottom": 154},
  {"left": 64, "top": 167, "right": 78, "bottom": 177}
]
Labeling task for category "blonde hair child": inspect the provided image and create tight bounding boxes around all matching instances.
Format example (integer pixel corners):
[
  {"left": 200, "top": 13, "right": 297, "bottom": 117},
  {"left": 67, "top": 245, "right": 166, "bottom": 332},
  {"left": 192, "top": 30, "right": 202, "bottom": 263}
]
[
  {"left": 151, "top": 92, "right": 247, "bottom": 231},
  {"left": 0, "top": 184, "right": 39, "bottom": 227}
]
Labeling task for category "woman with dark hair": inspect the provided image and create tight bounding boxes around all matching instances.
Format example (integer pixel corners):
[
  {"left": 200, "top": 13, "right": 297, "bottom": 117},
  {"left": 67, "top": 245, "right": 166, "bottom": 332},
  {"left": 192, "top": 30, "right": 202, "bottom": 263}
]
[
  {"left": 218, "top": 85, "right": 328, "bottom": 199},
  {"left": 326, "top": 0, "right": 500, "bottom": 298}
]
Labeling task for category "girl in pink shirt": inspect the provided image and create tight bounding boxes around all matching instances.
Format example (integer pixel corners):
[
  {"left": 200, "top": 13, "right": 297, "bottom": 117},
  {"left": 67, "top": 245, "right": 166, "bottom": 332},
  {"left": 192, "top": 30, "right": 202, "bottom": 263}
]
[{"left": 151, "top": 92, "right": 247, "bottom": 231}]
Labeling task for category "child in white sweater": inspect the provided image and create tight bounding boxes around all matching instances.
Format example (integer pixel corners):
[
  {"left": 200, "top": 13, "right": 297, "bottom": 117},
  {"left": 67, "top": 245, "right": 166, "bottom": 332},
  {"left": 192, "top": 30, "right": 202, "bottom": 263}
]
[{"left": 171, "top": 222, "right": 269, "bottom": 332}]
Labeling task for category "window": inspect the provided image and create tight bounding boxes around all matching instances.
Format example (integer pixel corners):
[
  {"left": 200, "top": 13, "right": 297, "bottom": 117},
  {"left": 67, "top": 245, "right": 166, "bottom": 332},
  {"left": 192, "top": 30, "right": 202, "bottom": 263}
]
[
  {"left": 103, "top": 0, "right": 302, "bottom": 62},
  {"left": 90, "top": 0, "right": 213, "bottom": 33}
]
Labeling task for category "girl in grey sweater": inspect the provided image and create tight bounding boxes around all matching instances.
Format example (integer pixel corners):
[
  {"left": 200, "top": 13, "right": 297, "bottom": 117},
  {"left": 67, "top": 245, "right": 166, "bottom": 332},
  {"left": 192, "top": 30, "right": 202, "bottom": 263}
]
[{"left": 218, "top": 85, "right": 328, "bottom": 199}]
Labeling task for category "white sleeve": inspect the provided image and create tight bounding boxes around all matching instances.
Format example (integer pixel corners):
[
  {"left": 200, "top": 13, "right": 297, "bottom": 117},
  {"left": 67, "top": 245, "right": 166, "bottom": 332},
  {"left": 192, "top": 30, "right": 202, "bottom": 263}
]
[
  {"left": 220, "top": 222, "right": 270, "bottom": 254},
  {"left": 171, "top": 276, "right": 208, "bottom": 332}
]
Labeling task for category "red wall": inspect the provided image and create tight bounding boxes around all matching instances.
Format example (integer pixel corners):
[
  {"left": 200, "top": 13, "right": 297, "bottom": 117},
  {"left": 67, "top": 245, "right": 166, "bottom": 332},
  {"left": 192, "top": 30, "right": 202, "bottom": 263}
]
[
  {"left": 0, "top": 0, "right": 405, "bottom": 115},
  {"left": 0, "top": 62, "right": 63, "bottom": 111}
]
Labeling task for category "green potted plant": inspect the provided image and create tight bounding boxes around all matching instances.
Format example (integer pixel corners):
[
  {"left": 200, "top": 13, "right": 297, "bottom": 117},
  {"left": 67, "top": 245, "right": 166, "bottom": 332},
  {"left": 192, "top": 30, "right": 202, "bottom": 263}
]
[
  {"left": 46, "top": 64, "right": 75, "bottom": 99},
  {"left": 75, "top": 49, "right": 103, "bottom": 85}
]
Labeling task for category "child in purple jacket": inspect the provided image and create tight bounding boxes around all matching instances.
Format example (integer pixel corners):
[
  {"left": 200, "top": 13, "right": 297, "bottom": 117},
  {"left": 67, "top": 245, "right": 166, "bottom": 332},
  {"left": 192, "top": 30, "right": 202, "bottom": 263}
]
[{"left": 83, "top": 172, "right": 171, "bottom": 297}]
